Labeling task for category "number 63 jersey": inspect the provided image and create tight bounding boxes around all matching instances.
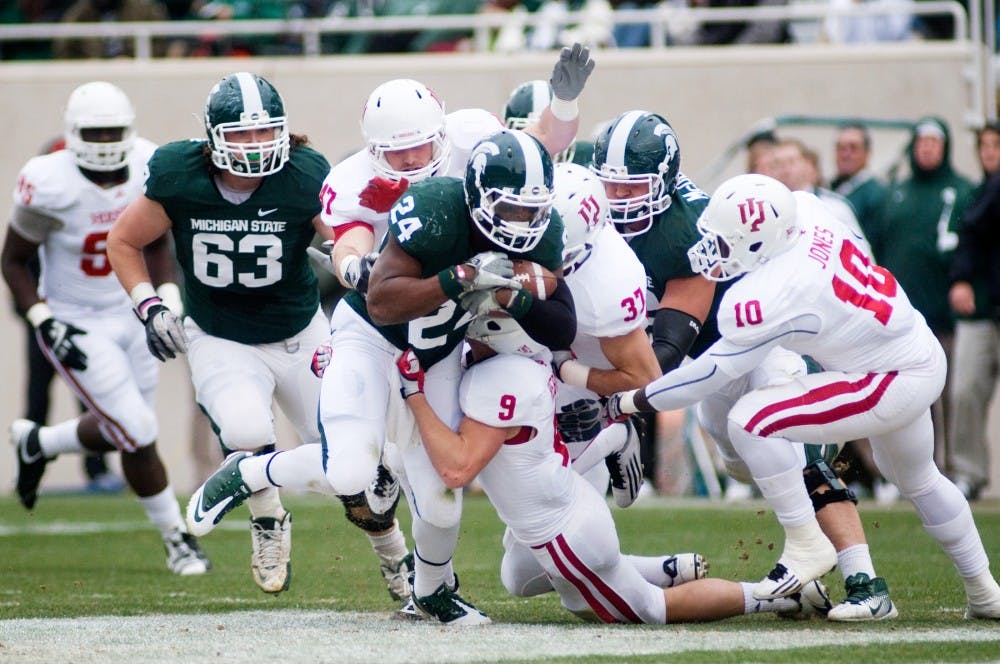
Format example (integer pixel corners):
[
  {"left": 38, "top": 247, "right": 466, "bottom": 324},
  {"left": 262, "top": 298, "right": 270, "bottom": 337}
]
[
  {"left": 717, "top": 191, "right": 940, "bottom": 376},
  {"left": 144, "top": 140, "right": 329, "bottom": 344}
]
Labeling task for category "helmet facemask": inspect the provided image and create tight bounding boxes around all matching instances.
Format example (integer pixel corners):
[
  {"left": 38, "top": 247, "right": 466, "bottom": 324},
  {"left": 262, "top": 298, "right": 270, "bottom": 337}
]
[
  {"left": 205, "top": 72, "right": 290, "bottom": 178},
  {"left": 471, "top": 185, "right": 554, "bottom": 253},
  {"left": 64, "top": 81, "right": 136, "bottom": 172},
  {"left": 592, "top": 167, "right": 671, "bottom": 238},
  {"left": 362, "top": 79, "right": 449, "bottom": 183},
  {"left": 554, "top": 162, "right": 608, "bottom": 276}
]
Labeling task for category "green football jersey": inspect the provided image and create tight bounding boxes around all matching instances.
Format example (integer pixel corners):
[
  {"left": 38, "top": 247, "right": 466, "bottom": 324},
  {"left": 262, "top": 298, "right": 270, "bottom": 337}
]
[
  {"left": 346, "top": 177, "right": 564, "bottom": 368},
  {"left": 625, "top": 174, "right": 725, "bottom": 358},
  {"left": 145, "top": 140, "right": 329, "bottom": 344}
]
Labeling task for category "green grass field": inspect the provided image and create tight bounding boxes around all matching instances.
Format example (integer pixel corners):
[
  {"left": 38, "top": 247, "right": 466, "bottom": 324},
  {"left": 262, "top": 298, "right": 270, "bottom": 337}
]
[{"left": 1, "top": 493, "right": 998, "bottom": 662}]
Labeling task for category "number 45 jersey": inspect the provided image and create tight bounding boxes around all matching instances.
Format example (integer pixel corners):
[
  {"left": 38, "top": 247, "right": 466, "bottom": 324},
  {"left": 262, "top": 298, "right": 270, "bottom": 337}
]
[
  {"left": 144, "top": 140, "right": 330, "bottom": 344},
  {"left": 717, "top": 191, "right": 939, "bottom": 376}
]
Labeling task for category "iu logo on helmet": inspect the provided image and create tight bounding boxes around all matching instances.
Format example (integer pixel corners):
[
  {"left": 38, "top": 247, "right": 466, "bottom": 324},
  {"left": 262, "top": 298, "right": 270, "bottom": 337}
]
[
  {"left": 737, "top": 198, "right": 765, "bottom": 232},
  {"left": 578, "top": 194, "right": 601, "bottom": 228}
]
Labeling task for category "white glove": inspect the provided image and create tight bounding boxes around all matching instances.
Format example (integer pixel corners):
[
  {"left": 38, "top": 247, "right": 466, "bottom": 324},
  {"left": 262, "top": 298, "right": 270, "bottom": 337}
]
[
  {"left": 137, "top": 298, "right": 187, "bottom": 361},
  {"left": 458, "top": 289, "right": 506, "bottom": 317}
]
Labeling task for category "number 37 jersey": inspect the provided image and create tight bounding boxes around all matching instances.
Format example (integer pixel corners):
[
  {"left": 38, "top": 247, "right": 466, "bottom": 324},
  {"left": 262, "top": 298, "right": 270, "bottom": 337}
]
[
  {"left": 718, "top": 191, "right": 938, "bottom": 375},
  {"left": 144, "top": 140, "right": 329, "bottom": 344}
]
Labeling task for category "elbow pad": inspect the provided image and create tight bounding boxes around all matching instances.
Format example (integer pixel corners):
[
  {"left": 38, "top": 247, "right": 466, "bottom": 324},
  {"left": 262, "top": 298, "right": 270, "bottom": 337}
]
[
  {"left": 651, "top": 308, "right": 701, "bottom": 373},
  {"left": 518, "top": 279, "right": 577, "bottom": 351}
]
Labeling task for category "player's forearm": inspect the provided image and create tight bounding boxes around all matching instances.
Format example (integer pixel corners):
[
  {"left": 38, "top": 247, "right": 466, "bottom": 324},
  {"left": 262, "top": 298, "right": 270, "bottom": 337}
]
[
  {"left": 331, "top": 226, "right": 375, "bottom": 288},
  {"left": 529, "top": 106, "right": 580, "bottom": 158},
  {"left": 406, "top": 395, "right": 478, "bottom": 489},
  {"left": 367, "top": 275, "right": 450, "bottom": 325},
  {"left": 107, "top": 233, "right": 153, "bottom": 295}
]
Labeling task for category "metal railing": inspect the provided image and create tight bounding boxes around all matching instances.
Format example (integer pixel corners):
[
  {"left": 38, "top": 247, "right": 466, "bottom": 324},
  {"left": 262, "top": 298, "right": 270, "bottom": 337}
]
[{"left": 0, "top": 2, "right": 971, "bottom": 60}]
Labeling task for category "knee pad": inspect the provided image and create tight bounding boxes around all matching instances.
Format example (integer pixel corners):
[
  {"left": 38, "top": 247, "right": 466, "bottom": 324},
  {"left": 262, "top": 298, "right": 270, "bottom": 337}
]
[
  {"left": 215, "top": 409, "right": 274, "bottom": 452},
  {"left": 337, "top": 491, "right": 397, "bottom": 533},
  {"left": 803, "top": 459, "right": 857, "bottom": 512}
]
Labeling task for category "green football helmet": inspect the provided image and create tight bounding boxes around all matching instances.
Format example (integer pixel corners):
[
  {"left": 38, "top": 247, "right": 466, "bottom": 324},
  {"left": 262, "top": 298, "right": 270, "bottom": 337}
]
[
  {"left": 464, "top": 129, "right": 555, "bottom": 253},
  {"left": 204, "top": 72, "right": 289, "bottom": 177},
  {"left": 503, "top": 79, "right": 575, "bottom": 164},
  {"left": 591, "top": 110, "right": 680, "bottom": 237}
]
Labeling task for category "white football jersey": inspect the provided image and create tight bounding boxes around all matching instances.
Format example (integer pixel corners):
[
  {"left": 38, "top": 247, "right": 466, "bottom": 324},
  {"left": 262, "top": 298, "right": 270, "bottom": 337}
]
[
  {"left": 319, "top": 108, "right": 503, "bottom": 240},
  {"left": 565, "top": 224, "right": 648, "bottom": 370},
  {"left": 459, "top": 354, "right": 576, "bottom": 546},
  {"left": 717, "top": 191, "right": 937, "bottom": 375},
  {"left": 11, "top": 139, "right": 156, "bottom": 314}
]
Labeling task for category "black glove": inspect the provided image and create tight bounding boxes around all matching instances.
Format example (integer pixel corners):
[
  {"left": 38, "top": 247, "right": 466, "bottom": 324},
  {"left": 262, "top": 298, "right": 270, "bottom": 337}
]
[
  {"left": 139, "top": 300, "right": 187, "bottom": 362},
  {"left": 556, "top": 398, "right": 604, "bottom": 443},
  {"left": 38, "top": 318, "right": 88, "bottom": 371}
]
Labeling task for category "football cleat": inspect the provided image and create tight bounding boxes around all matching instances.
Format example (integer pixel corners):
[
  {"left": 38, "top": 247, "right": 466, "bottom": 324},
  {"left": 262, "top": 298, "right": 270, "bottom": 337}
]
[
  {"left": 186, "top": 451, "right": 253, "bottom": 537},
  {"left": 778, "top": 579, "right": 833, "bottom": 620},
  {"left": 250, "top": 512, "right": 292, "bottom": 594},
  {"left": 380, "top": 550, "right": 413, "bottom": 601},
  {"left": 965, "top": 590, "right": 1000, "bottom": 619},
  {"left": 605, "top": 418, "right": 643, "bottom": 508},
  {"left": 828, "top": 573, "right": 898, "bottom": 621},
  {"left": 392, "top": 596, "right": 426, "bottom": 622},
  {"left": 754, "top": 532, "right": 837, "bottom": 600},
  {"left": 412, "top": 573, "right": 491, "bottom": 626},
  {"left": 366, "top": 463, "right": 401, "bottom": 516},
  {"left": 662, "top": 553, "right": 708, "bottom": 588},
  {"left": 10, "top": 419, "right": 49, "bottom": 510},
  {"left": 163, "top": 529, "right": 211, "bottom": 576}
]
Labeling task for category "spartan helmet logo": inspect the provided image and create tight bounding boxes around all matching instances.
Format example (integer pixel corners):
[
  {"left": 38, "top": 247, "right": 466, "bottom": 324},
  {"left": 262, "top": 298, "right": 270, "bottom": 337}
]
[
  {"left": 654, "top": 123, "right": 678, "bottom": 174},
  {"left": 469, "top": 140, "right": 501, "bottom": 190}
]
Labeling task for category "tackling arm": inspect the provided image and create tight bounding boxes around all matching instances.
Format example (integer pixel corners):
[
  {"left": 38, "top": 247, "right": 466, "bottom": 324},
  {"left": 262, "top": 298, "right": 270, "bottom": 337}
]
[
  {"left": 330, "top": 223, "right": 376, "bottom": 290},
  {"left": 523, "top": 43, "right": 595, "bottom": 158},
  {"left": 404, "top": 393, "right": 513, "bottom": 489},
  {"left": 652, "top": 275, "right": 716, "bottom": 372},
  {"left": 589, "top": 326, "right": 662, "bottom": 395},
  {"left": 366, "top": 233, "right": 451, "bottom": 325}
]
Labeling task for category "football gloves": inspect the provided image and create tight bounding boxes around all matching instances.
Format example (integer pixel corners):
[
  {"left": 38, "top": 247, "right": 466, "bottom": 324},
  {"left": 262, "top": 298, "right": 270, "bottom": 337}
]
[
  {"left": 311, "top": 342, "right": 332, "bottom": 378},
  {"left": 359, "top": 176, "right": 409, "bottom": 214},
  {"left": 396, "top": 348, "right": 425, "bottom": 399},
  {"left": 458, "top": 289, "right": 506, "bottom": 317},
  {"left": 556, "top": 397, "right": 604, "bottom": 444},
  {"left": 549, "top": 43, "right": 595, "bottom": 101},
  {"left": 340, "top": 252, "right": 378, "bottom": 296},
  {"left": 458, "top": 251, "right": 520, "bottom": 292},
  {"left": 137, "top": 298, "right": 187, "bottom": 362},
  {"left": 38, "top": 317, "right": 88, "bottom": 371}
]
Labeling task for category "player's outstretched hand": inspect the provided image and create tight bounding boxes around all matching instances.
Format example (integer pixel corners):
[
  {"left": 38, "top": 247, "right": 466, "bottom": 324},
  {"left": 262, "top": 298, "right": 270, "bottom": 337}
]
[
  {"left": 359, "top": 176, "right": 409, "bottom": 214},
  {"left": 550, "top": 43, "right": 595, "bottom": 101},
  {"left": 340, "top": 252, "right": 378, "bottom": 295},
  {"left": 556, "top": 397, "right": 604, "bottom": 443}
]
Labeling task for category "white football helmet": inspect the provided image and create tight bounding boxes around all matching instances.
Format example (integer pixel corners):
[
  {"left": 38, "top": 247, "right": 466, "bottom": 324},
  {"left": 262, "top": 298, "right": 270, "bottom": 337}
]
[
  {"left": 63, "top": 81, "right": 136, "bottom": 172},
  {"left": 361, "top": 78, "right": 450, "bottom": 183},
  {"left": 466, "top": 315, "right": 549, "bottom": 361},
  {"left": 553, "top": 162, "right": 608, "bottom": 276},
  {"left": 688, "top": 174, "right": 799, "bottom": 282}
]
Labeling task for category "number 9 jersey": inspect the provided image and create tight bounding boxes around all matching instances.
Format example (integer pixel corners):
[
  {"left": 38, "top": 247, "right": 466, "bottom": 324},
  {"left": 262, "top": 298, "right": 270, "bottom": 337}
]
[{"left": 143, "top": 139, "right": 330, "bottom": 344}]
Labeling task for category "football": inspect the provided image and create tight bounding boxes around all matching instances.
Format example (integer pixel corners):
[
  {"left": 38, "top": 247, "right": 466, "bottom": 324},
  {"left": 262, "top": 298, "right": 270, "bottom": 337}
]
[{"left": 509, "top": 259, "right": 559, "bottom": 301}]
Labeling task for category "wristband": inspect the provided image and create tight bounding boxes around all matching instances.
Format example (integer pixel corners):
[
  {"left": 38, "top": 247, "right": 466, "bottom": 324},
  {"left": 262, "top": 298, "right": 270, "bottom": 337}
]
[
  {"left": 504, "top": 288, "right": 534, "bottom": 319},
  {"left": 559, "top": 359, "right": 591, "bottom": 389},
  {"left": 135, "top": 296, "right": 164, "bottom": 321},
  {"left": 129, "top": 282, "right": 157, "bottom": 310},
  {"left": 25, "top": 302, "right": 53, "bottom": 328},
  {"left": 438, "top": 266, "right": 467, "bottom": 302},
  {"left": 549, "top": 97, "right": 579, "bottom": 122}
]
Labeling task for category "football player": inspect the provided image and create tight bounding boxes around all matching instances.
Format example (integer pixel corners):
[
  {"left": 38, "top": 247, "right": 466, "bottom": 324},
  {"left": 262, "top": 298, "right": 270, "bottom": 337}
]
[
  {"left": 590, "top": 111, "right": 897, "bottom": 620},
  {"left": 106, "top": 72, "right": 396, "bottom": 596},
  {"left": 392, "top": 339, "right": 831, "bottom": 625},
  {"left": 185, "top": 128, "right": 580, "bottom": 625},
  {"left": 607, "top": 174, "right": 1000, "bottom": 621},
  {"left": 1, "top": 81, "right": 209, "bottom": 575}
]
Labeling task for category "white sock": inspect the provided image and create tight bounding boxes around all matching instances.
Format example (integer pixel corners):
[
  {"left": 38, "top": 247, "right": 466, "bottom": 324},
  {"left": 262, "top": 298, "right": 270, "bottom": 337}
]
[
  {"left": 741, "top": 582, "right": 801, "bottom": 613},
  {"left": 754, "top": 465, "right": 816, "bottom": 528},
  {"left": 38, "top": 418, "right": 85, "bottom": 457},
  {"left": 369, "top": 520, "right": 408, "bottom": 558},
  {"left": 247, "top": 486, "right": 286, "bottom": 520},
  {"left": 837, "top": 544, "right": 876, "bottom": 580},
  {"left": 571, "top": 422, "right": 627, "bottom": 475},
  {"left": 136, "top": 486, "right": 185, "bottom": 535},
  {"left": 243, "top": 446, "right": 333, "bottom": 494},
  {"left": 412, "top": 518, "right": 458, "bottom": 597},
  {"left": 623, "top": 555, "right": 671, "bottom": 586}
]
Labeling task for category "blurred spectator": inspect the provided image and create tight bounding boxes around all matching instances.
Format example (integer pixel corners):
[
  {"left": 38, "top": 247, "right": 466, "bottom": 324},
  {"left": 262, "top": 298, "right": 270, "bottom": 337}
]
[
  {"left": 823, "top": 0, "right": 914, "bottom": 43},
  {"left": 609, "top": 0, "right": 659, "bottom": 47},
  {"left": 868, "top": 117, "right": 975, "bottom": 468},
  {"left": 745, "top": 129, "right": 779, "bottom": 175},
  {"left": 487, "top": 0, "right": 611, "bottom": 52},
  {"left": 332, "top": 0, "right": 479, "bottom": 54},
  {"left": 831, "top": 122, "right": 887, "bottom": 242},
  {"left": 946, "top": 121, "right": 1000, "bottom": 501},
  {"left": 1, "top": 1, "right": 72, "bottom": 59},
  {"left": 53, "top": 0, "right": 170, "bottom": 59},
  {"left": 770, "top": 136, "right": 869, "bottom": 250},
  {"left": 669, "top": 0, "right": 791, "bottom": 46}
]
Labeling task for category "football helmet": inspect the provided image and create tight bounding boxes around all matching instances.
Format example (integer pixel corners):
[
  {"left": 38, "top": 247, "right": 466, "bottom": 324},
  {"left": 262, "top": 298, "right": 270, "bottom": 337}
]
[
  {"left": 687, "top": 174, "right": 799, "bottom": 282},
  {"left": 467, "top": 315, "right": 548, "bottom": 360},
  {"left": 204, "top": 72, "right": 289, "bottom": 177},
  {"left": 361, "top": 78, "right": 449, "bottom": 183},
  {"left": 591, "top": 110, "right": 680, "bottom": 237},
  {"left": 503, "top": 80, "right": 575, "bottom": 163},
  {"left": 465, "top": 129, "right": 555, "bottom": 254},
  {"left": 553, "top": 162, "right": 608, "bottom": 276},
  {"left": 63, "top": 81, "right": 136, "bottom": 172}
]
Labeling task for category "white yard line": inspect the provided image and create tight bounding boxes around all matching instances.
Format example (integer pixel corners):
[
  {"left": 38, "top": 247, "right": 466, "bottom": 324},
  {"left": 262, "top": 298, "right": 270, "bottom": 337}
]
[{"left": 0, "top": 610, "right": 996, "bottom": 663}]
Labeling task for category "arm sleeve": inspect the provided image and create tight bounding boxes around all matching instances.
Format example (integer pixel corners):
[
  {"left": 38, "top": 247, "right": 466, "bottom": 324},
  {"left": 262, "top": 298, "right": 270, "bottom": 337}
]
[
  {"left": 651, "top": 307, "right": 702, "bottom": 372},
  {"left": 510, "top": 278, "right": 577, "bottom": 351}
]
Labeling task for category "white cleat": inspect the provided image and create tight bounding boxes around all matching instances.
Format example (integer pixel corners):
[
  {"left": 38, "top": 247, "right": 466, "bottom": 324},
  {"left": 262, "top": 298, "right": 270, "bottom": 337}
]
[
  {"left": 965, "top": 593, "right": 1000, "bottom": 619},
  {"left": 250, "top": 513, "right": 292, "bottom": 594},
  {"left": 163, "top": 528, "right": 211, "bottom": 576},
  {"left": 753, "top": 533, "right": 837, "bottom": 600},
  {"left": 828, "top": 573, "right": 898, "bottom": 621},
  {"left": 605, "top": 418, "right": 643, "bottom": 508},
  {"left": 778, "top": 580, "right": 832, "bottom": 620}
]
